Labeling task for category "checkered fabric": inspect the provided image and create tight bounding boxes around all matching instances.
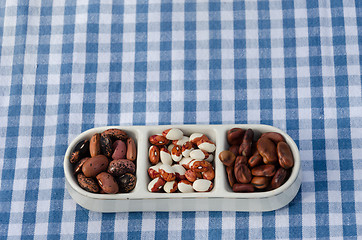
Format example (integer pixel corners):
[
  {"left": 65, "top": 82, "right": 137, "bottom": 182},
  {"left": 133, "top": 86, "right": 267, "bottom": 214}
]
[{"left": 1, "top": 0, "right": 361, "bottom": 239}]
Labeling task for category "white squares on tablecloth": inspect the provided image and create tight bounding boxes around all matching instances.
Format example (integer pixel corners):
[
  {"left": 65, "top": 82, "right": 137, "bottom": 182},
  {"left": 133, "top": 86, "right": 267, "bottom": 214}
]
[
  {"left": 141, "top": 213, "right": 156, "bottom": 232},
  {"left": 8, "top": 222, "right": 23, "bottom": 237}
]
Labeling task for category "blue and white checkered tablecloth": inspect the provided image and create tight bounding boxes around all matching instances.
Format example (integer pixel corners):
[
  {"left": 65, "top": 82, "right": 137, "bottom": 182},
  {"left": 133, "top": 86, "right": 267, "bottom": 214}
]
[{"left": 1, "top": 0, "right": 361, "bottom": 239}]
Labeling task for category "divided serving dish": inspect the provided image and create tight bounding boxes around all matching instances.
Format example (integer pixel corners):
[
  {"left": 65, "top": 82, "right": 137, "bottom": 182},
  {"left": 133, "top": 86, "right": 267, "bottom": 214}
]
[{"left": 64, "top": 124, "right": 301, "bottom": 212}]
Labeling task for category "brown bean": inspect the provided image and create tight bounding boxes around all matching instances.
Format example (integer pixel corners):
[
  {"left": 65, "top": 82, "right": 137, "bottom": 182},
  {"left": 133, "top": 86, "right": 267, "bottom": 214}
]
[
  {"left": 117, "top": 173, "right": 136, "bottom": 193},
  {"left": 82, "top": 155, "right": 109, "bottom": 178},
  {"left": 234, "top": 163, "right": 252, "bottom": 184},
  {"left": 70, "top": 139, "right": 90, "bottom": 163},
  {"left": 232, "top": 183, "right": 255, "bottom": 192},
  {"left": 261, "top": 132, "right": 285, "bottom": 144},
  {"left": 107, "top": 159, "right": 136, "bottom": 177},
  {"left": 228, "top": 145, "right": 240, "bottom": 157},
  {"left": 101, "top": 128, "right": 128, "bottom": 141},
  {"left": 126, "top": 137, "right": 137, "bottom": 161},
  {"left": 89, "top": 133, "right": 101, "bottom": 157},
  {"left": 238, "top": 129, "right": 254, "bottom": 157},
  {"left": 112, "top": 140, "right": 126, "bottom": 160},
  {"left": 257, "top": 137, "right": 278, "bottom": 165},
  {"left": 251, "top": 164, "right": 276, "bottom": 177},
  {"left": 251, "top": 176, "right": 270, "bottom": 189},
  {"left": 100, "top": 134, "right": 113, "bottom": 158},
  {"left": 277, "top": 142, "right": 294, "bottom": 169},
  {"left": 96, "top": 172, "right": 119, "bottom": 194},
  {"left": 226, "top": 166, "right": 236, "bottom": 187},
  {"left": 219, "top": 150, "right": 236, "bottom": 167},
  {"left": 74, "top": 157, "right": 90, "bottom": 174},
  {"left": 227, "top": 128, "right": 245, "bottom": 145},
  {"left": 149, "top": 145, "right": 160, "bottom": 165},
  {"left": 270, "top": 168, "right": 288, "bottom": 189},
  {"left": 149, "top": 135, "right": 170, "bottom": 145},
  {"left": 248, "top": 153, "right": 263, "bottom": 168},
  {"left": 235, "top": 156, "right": 248, "bottom": 166},
  {"left": 77, "top": 173, "right": 99, "bottom": 193}
]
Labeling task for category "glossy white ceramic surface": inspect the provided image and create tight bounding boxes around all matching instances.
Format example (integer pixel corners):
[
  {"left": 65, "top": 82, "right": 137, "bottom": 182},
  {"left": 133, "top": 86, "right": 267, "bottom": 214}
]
[{"left": 64, "top": 124, "right": 301, "bottom": 212}]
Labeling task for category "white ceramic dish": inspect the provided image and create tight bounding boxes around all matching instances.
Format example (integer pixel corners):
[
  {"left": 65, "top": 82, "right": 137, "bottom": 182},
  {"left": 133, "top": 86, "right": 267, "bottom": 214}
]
[{"left": 64, "top": 124, "right": 301, "bottom": 212}]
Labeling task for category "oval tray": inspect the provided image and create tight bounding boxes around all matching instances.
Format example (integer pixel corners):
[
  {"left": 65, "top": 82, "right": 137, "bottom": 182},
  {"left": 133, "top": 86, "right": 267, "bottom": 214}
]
[{"left": 64, "top": 124, "right": 301, "bottom": 212}]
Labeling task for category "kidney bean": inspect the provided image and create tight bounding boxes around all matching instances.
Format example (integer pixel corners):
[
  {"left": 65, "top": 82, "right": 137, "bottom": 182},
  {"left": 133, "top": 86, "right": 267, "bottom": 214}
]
[
  {"left": 232, "top": 183, "right": 255, "bottom": 193},
  {"left": 70, "top": 139, "right": 90, "bottom": 163},
  {"left": 173, "top": 136, "right": 190, "bottom": 146},
  {"left": 89, "top": 133, "right": 101, "bottom": 157},
  {"left": 107, "top": 159, "right": 135, "bottom": 177},
  {"left": 160, "top": 147, "right": 172, "bottom": 165},
  {"left": 181, "top": 141, "right": 194, "bottom": 157},
  {"left": 190, "top": 160, "right": 212, "bottom": 173},
  {"left": 185, "top": 169, "right": 199, "bottom": 182},
  {"left": 277, "top": 142, "right": 294, "bottom": 169},
  {"left": 162, "top": 128, "right": 183, "bottom": 140},
  {"left": 77, "top": 173, "right": 99, "bottom": 193},
  {"left": 251, "top": 164, "right": 276, "bottom": 177},
  {"left": 179, "top": 157, "right": 194, "bottom": 169},
  {"left": 101, "top": 128, "right": 128, "bottom": 141},
  {"left": 257, "top": 137, "right": 278, "bottom": 165},
  {"left": 117, "top": 173, "right": 136, "bottom": 193},
  {"left": 197, "top": 139, "right": 216, "bottom": 153},
  {"left": 126, "top": 137, "right": 137, "bottom": 161},
  {"left": 171, "top": 145, "right": 183, "bottom": 162},
  {"left": 172, "top": 164, "right": 186, "bottom": 180},
  {"left": 112, "top": 140, "right": 126, "bottom": 160},
  {"left": 149, "top": 135, "right": 170, "bottom": 146},
  {"left": 227, "top": 128, "right": 245, "bottom": 145},
  {"left": 148, "top": 177, "right": 166, "bottom": 192},
  {"left": 202, "top": 168, "right": 215, "bottom": 181},
  {"left": 189, "top": 133, "right": 208, "bottom": 144},
  {"left": 73, "top": 157, "right": 89, "bottom": 174},
  {"left": 149, "top": 145, "right": 160, "bottom": 165},
  {"left": 238, "top": 129, "right": 254, "bottom": 157},
  {"left": 190, "top": 149, "right": 209, "bottom": 160},
  {"left": 159, "top": 164, "right": 176, "bottom": 182},
  {"left": 178, "top": 180, "right": 194, "bottom": 193},
  {"left": 82, "top": 155, "right": 109, "bottom": 178},
  {"left": 100, "top": 134, "right": 113, "bottom": 158},
  {"left": 234, "top": 163, "right": 252, "bottom": 184},
  {"left": 251, "top": 176, "right": 270, "bottom": 189},
  {"left": 148, "top": 163, "right": 162, "bottom": 179},
  {"left": 270, "top": 168, "right": 288, "bottom": 189},
  {"left": 219, "top": 150, "right": 236, "bottom": 167},
  {"left": 164, "top": 180, "right": 178, "bottom": 193},
  {"left": 193, "top": 179, "right": 213, "bottom": 192},
  {"left": 96, "top": 172, "right": 119, "bottom": 194}
]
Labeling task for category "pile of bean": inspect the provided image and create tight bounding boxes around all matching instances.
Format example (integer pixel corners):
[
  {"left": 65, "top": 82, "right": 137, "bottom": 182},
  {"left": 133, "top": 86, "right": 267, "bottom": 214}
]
[
  {"left": 69, "top": 129, "right": 137, "bottom": 194},
  {"left": 219, "top": 128, "right": 294, "bottom": 192},
  {"left": 147, "top": 128, "right": 215, "bottom": 193}
]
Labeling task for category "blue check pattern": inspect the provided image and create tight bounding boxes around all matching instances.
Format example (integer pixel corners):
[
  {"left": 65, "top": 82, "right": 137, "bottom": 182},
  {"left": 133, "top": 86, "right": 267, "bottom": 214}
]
[{"left": 1, "top": 0, "right": 361, "bottom": 239}]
